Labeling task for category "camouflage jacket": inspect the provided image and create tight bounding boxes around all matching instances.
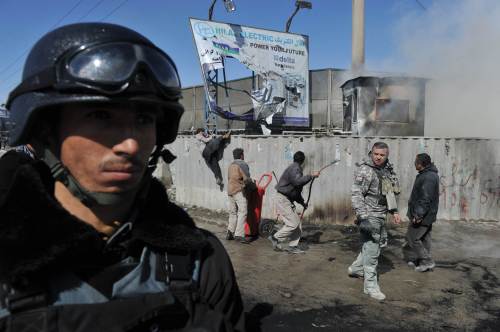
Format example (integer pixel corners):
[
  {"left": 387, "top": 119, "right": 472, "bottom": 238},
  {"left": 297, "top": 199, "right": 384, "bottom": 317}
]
[{"left": 351, "top": 159, "right": 400, "bottom": 220}]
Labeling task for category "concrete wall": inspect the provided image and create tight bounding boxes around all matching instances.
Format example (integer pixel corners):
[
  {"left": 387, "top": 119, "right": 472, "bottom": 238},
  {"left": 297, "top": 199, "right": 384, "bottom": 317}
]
[{"left": 168, "top": 135, "right": 500, "bottom": 224}]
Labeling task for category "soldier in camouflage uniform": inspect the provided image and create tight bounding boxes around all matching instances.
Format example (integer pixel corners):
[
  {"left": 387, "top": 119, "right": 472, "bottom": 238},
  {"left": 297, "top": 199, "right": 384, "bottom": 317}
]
[{"left": 348, "top": 142, "right": 401, "bottom": 301}]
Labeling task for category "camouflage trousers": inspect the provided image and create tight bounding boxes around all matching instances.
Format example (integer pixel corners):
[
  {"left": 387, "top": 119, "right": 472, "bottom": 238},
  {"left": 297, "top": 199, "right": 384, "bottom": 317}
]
[{"left": 349, "top": 216, "right": 386, "bottom": 293}]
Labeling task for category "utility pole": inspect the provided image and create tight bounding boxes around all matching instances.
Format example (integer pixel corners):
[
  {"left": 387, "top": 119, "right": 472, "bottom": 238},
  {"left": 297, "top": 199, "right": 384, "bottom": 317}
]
[{"left": 351, "top": 0, "right": 365, "bottom": 73}]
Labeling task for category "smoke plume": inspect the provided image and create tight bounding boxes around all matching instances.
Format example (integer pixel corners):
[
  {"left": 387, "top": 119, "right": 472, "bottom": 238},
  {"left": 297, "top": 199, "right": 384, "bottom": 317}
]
[{"left": 387, "top": 0, "right": 500, "bottom": 139}]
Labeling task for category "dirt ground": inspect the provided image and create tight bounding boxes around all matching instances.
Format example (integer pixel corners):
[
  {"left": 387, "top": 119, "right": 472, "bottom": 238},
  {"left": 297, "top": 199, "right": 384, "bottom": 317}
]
[{"left": 186, "top": 206, "right": 500, "bottom": 332}]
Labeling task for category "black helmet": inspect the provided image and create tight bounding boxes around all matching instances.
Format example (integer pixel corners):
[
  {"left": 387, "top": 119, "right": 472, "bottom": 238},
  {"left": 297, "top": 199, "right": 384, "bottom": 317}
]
[{"left": 6, "top": 22, "right": 184, "bottom": 146}]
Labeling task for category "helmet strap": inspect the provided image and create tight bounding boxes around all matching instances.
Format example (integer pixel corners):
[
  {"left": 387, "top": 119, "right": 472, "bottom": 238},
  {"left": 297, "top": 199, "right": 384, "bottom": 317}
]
[
  {"left": 148, "top": 145, "right": 162, "bottom": 172},
  {"left": 42, "top": 148, "right": 142, "bottom": 207}
]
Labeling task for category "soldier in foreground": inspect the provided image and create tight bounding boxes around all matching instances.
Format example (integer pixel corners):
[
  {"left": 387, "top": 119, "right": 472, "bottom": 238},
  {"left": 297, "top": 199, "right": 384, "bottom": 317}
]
[
  {"left": 348, "top": 142, "right": 401, "bottom": 301},
  {"left": 0, "top": 23, "right": 244, "bottom": 331}
]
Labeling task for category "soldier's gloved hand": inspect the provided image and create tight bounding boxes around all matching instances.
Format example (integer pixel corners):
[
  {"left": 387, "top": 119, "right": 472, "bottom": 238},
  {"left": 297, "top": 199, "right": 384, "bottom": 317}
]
[{"left": 300, "top": 202, "right": 308, "bottom": 210}]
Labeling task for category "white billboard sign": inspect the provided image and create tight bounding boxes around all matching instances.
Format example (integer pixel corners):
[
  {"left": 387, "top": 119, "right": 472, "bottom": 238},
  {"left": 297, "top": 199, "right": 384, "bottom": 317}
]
[{"left": 190, "top": 18, "right": 310, "bottom": 128}]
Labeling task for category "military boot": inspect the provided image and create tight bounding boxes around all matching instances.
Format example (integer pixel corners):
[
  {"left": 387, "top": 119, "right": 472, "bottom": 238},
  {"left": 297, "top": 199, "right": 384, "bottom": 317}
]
[
  {"left": 347, "top": 266, "right": 364, "bottom": 278},
  {"left": 365, "top": 289, "right": 386, "bottom": 301}
]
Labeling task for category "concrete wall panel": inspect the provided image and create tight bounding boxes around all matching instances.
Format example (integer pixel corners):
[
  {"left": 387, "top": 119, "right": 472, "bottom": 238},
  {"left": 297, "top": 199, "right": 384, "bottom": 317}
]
[{"left": 168, "top": 136, "right": 500, "bottom": 224}]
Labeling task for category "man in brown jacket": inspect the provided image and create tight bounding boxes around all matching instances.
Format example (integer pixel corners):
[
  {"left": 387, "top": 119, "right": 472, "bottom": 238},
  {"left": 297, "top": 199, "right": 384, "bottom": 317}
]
[{"left": 227, "top": 148, "right": 251, "bottom": 244}]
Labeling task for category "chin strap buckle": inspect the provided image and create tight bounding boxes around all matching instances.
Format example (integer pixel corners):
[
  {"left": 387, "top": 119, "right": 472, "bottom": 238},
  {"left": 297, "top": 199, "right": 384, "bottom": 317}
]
[{"left": 104, "top": 222, "right": 133, "bottom": 249}]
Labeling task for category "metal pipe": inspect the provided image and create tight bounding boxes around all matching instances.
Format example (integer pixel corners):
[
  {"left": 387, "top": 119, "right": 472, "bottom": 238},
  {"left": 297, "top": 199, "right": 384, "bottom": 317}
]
[
  {"left": 192, "top": 86, "right": 196, "bottom": 130},
  {"left": 208, "top": 0, "right": 217, "bottom": 20},
  {"left": 286, "top": 1, "right": 312, "bottom": 32},
  {"left": 286, "top": 5, "right": 301, "bottom": 32},
  {"left": 327, "top": 69, "right": 332, "bottom": 130}
]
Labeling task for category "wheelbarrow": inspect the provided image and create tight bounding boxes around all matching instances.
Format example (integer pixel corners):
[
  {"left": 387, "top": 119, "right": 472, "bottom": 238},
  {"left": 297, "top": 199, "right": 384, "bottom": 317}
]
[{"left": 244, "top": 173, "right": 273, "bottom": 237}]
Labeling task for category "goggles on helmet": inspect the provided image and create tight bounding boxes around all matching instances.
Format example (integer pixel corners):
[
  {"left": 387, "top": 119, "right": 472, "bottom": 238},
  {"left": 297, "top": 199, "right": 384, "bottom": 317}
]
[{"left": 8, "top": 42, "right": 181, "bottom": 104}]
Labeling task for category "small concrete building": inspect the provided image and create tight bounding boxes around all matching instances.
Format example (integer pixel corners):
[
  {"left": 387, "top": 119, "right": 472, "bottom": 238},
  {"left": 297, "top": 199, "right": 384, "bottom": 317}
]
[{"left": 341, "top": 76, "right": 428, "bottom": 136}]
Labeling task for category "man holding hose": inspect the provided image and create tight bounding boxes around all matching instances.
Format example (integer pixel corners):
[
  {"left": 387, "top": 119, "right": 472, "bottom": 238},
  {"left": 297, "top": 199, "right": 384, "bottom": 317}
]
[{"left": 268, "top": 151, "right": 319, "bottom": 254}]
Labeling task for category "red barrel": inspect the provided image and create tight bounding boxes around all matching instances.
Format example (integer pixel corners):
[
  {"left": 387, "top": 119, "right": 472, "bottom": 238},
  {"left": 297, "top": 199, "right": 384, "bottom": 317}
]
[{"left": 245, "top": 173, "right": 272, "bottom": 237}]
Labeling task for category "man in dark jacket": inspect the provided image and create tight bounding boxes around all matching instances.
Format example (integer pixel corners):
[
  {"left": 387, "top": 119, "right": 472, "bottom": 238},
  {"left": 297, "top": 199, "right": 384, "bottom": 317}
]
[
  {"left": 195, "top": 128, "right": 231, "bottom": 191},
  {"left": 269, "top": 151, "right": 319, "bottom": 254},
  {"left": 0, "top": 23, "right": 245, "bottom": 331},
  {"left": 404, "top": 153, "right": 440, "bottom": 272}
]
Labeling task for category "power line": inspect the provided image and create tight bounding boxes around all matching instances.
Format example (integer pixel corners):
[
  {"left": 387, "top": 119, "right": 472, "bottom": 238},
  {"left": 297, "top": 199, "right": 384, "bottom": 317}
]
[
  {"left": 0, "top": 0, "right": 87, "bottom": 84},
  {"left": 77, "top": 0, "right": 107, "bottom": 21},
  {"left": 1, "top": 0, "right": 130, "bottom": 93},
  {"left": 4, "top": 80, "right": 19, "bottom": 96},
  {"left": 0, "top": 49, "right": 28, "bottom": 80},
  {"left": 100, "top": 0, "right": 130, "bottom": 21},
  {"left": 1, "top": 67, "right": 24, "bottom": 89},
  {"left": 52, "top": 0, "right": 87, "bottom": 28},
  {"left": 415, "top": 0, "right": 427, "bottom": 11}
]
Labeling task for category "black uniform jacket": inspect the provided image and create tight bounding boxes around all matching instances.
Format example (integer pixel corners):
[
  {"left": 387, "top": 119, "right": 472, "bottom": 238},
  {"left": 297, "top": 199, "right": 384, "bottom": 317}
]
[{"left": 0, "top": 156, "right": 245, "bottom": 331}]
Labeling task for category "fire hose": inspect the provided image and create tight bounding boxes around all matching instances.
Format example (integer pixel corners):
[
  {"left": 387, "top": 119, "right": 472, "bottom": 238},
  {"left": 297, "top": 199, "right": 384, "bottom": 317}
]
[
  {"left": 300, "top": 159, "right": 340, "bottom": 219},
  {"left": 259, "top": 160, "right": 340, "bottom": 237}
]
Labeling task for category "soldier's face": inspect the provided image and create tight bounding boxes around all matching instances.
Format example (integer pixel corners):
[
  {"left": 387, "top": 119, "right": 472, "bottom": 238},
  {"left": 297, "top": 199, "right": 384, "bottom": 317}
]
[
  {"left": 371, "top": 148, "right": 388, "bottom": 166},
  {"left": 56, "top": 105, "right": 157, "bottom": 193}
]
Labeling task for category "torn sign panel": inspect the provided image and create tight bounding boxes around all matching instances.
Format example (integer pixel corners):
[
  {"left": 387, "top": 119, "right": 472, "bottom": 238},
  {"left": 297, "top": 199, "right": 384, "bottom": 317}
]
[{"left": 190, "top": 18, "right": 310, "bottom": 127}]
